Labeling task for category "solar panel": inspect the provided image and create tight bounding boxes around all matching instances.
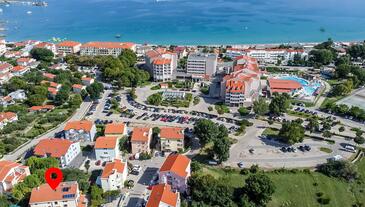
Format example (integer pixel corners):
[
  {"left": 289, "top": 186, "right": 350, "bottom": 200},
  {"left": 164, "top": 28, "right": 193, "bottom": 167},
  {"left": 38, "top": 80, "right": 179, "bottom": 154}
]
[{"left": 62, "top": 194, "right": 75, "bottom": 199}]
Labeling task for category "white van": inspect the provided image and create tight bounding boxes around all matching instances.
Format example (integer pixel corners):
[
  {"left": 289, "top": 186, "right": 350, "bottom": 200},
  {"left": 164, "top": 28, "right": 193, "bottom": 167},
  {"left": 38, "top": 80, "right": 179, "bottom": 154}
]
[{"left": 345, "top": 145, "right": 356, "bottom": 153}]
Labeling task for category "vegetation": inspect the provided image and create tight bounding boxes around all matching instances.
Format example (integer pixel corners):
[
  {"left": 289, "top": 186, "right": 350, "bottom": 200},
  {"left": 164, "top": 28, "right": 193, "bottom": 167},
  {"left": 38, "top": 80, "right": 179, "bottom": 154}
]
[
  {"left": 269, "top": 93, "right": 291, "bottom": 116},
  {"left": 147, "top": 92, "right": 193, "bottom": 108},
  {"left": 215, "top": 103, "right": 230, "bottom": 115},
  {"left": 253, "top": 98, "right": 269, "bottom": 116},
  {"left": 238, "top": 107, "right": 250, "bottom": 116},
  {"left": 318, "top": 160, "right": 359, "bottom": 182},
  {"left": 279, "top": 120, "right": 305, "bottom": 144},
  {"left": 30, "top": 48, "right": 54, "bottom": 62},
  {"left": 200, "top": 85, "right": 210, "bottom": 95}
]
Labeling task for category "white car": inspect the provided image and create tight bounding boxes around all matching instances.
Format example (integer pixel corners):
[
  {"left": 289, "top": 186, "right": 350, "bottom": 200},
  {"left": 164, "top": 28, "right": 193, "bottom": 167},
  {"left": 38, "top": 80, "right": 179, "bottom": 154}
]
[
  {"left": 133, "top": 165, "right": 142, "bottom": 172},
  {"left": 238, "top": 162, "right": 244, "bottom": 168}
]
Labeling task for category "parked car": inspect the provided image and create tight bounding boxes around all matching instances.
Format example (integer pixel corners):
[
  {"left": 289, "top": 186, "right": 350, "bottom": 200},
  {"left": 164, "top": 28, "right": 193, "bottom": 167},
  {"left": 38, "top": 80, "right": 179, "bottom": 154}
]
[
  {"left": 95, "top": 160, "right": 101, "bottom": 166},
  {"left": 237, "top": 162, "right": 244, "bottom": 168}
]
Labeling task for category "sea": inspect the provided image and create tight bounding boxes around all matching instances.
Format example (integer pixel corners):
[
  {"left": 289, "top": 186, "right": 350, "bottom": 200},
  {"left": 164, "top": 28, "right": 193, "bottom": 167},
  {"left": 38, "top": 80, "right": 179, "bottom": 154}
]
[{"left": 1, "top": 0, "right": 365, "bottom": 45}]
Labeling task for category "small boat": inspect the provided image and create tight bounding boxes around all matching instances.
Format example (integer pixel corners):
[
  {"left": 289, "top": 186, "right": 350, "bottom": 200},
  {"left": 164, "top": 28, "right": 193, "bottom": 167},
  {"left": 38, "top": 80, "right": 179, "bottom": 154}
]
[
  {"left": 27, "top": 11, "right": 32, "bottom": 14},
  {"left": 115, "top": 34, "right": 121, "bottom": 38}
]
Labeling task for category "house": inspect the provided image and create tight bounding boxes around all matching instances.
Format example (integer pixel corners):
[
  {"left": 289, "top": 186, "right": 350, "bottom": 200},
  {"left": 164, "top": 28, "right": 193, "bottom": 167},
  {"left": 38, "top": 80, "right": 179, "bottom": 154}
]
[
  {"left": 11, "top": 65, "right": 30, "bottom": 76},
  {"left": 0, "top": 63, "right": 13, "bottom": 74},
  {"left": 34, "top": 42, "right": 57, "bottom": 54},
  {"left": 0, "top": 72, "right": 12, "bottom": 84},
  {"left": 145, "top": 48, "right": 177, "bottom": 82},
  {"left": 43, "top": 72, "right": 56, "bottom": 80},
  {"left": 159, "top": 83, "right": 169, "bottom": 89},
  {"left": 159, "top": 127, "right": 184, "bottom": 152},
  {"left": 104, "top": 122, "right": 127, "bottom": 138},
  {"left": 48, "top": 87, "right": 58, "bottom": 98},
  {"left": 94, "top": 136, "right": 120, "bottom": 161},
  {"left": 0, "top": 112, "right": 17, "bottom": 129},
  {"left": 0, "top": 160, "right": 30, "bottom": 194},
  {"left": 220, "top": 56, "right": 261, "bottom": 106},
  {"left": 72, "top": 84, "right": 86, "bottom": 93},
  {"left": 16, "top": 57, "right": 36, "bottom": 67},
  {"left": 81, "top": 77, "right": 94, "bottom": 86},
  {"left": 29, "top": 181, "right": 87, "bottom": 207},
  {"left": 29, "top": 105, "right": 55, "bottom": 112},
  {"left": 57, "top": 41, "right": 82, "bottom": 55},
  {"left": 131, "top": 127, "right": 152, "bottom": 155},
  {"left": 146, "top": 184, "right": 181, "bottom": 207},
  {"left": 99, "top": 159, "right": 128, "bottom": 192},
  {"left": 267, "top": 78, "right": 302, "bottom": 95},
  {"left": 173, "top": 46, "right": 188, "bottom": 59},
  {"left": 159, "top": 154, "right": 191, "bottom": 193},
  {"left": 64, "top": 120, "right": 96, "bottom": 142},
  {"left": 80, "top": 42, "right": 136, "bottom": 56},
  {"left": 33, "top": 138, "right": 81, "bottom": 168},
  {"left": 8, "top": 89, "right": 26, "bottom": 101},
  {"left": 0, "top": 96, "right": 14, "bottom": 107}
]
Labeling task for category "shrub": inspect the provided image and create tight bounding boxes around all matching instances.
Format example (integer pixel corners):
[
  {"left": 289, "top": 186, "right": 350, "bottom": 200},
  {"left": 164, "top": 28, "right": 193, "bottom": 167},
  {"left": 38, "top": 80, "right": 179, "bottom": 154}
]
[{"left": 317, "top": 197, "right": 330, "bottom": 205}]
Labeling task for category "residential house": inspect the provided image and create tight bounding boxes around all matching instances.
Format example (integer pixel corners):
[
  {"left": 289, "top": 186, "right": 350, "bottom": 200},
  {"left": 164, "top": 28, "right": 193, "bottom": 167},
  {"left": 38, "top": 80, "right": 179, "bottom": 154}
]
[
  {"left": 48, "top": 87, "right": 58, "bottom": 98},
  {"left": 94, "top": 136, "right": 120, "bottom": 162},
  {"left": 43, "top": 72, "right": 56, "bottom": 81},
  {"left": 64, "top": 120, "right": 96, "bottom": 142},
  {"left": 0, "top": 63, "right": 13, "bottom": 74},
  {"left": 33, "top": 138, "right": 81, "bottom": 168},
  {"left": 0, "top": 160, "right": 30, "bottom": 194},
  {"left": 146, "top": 184, "right": 181, "bottom": 207},
  {"left": 159, "top": 127, "right": 184, "bottom": 152},
  {"left": 34, "top": 42, "right": 57, "bottom": 54},
  {"left": 131, "top": 127, "right": 152, "bottom": 155},
  {"left": 159, "top": 83, "right": 169, "bottom": 89},
  {"left": 16, "top": 57, "right": 37, "bottom": 67},
  {"left": 8, "top": 89, "right": 26, "bottom": 101},
  {"left": 0, "top": 96, "right": 14, "bottom": 107},
  {"left": 0, "top": 72, "right": 12, "bottom": 84},
  {"left": 0, "top": 112, "right": 17, "bottom": 129},
  {"left": 29, "top": 181, "right": 87, "bottom": 207},
  {"left": 57, "top": 41, "right": 82, "bottom": 55},
  {"left": 11, "top": 65, "right": 30, "bottom": 76},
  {"left": 173, "top": 46, "right": 188, "bottom": 59},
  {"left": 72, "top": 84, "right": 86, "bottom": 94},
  {"left": 159, "top": 154, "right": 191, "bottom": 193},
  {"left": 29, "top": 105, "right": 55, "bottom": 113},
  {"left": 99, "top": 159, "right": 128, "bottom": 192},
  {"left": 145, "top": 48, "right": 178, "bottom": 82},
  {"left": 81, "top": 77, "right": 94, "bottom": 86},
  {"left": 80, "top": 42, "right": 136, "bottom": 56},
  {"left": 104, "top": 122, "right": 127, "bottom": 138}
]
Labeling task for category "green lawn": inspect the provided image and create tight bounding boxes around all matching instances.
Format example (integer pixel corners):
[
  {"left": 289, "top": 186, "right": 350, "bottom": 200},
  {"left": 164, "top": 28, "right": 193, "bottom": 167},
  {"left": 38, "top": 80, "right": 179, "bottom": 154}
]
[
  {"left": 199, "top": 158, "right": 365, "bottom": 207},
  {"left": 262, "top": 127, "right": 280, "bottom": 137},
  {"left": 319, "top": 147, "right": 333, "bottom": 153}
]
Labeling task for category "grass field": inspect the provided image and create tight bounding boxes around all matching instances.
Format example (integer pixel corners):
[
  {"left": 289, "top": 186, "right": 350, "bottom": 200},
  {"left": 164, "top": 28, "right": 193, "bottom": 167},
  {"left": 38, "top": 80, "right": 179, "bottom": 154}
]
[{"left": 200, "top": 158, "right": 365, "bottom": 207}]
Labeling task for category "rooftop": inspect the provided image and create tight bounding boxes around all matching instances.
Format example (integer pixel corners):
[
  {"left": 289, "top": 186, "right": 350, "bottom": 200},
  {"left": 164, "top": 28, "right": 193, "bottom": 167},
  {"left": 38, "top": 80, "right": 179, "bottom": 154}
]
[
  {"left": 146, "top": 184, "right": 179, "bottom": 207},
  {"left": 101, "top": 159, "right": 126, "bottom": 179},
  {"left": 33, "top": 138, "right": 74, "bottom": 158},
  {"left": 160, "top": 127, "right": 184, "bottom": 140},
  {"left": 94, "top": 136, "right": 118, "bottom": 149},
  {"left": 160, "top": 154, "right": 190, "bottom": 178},
  {"left": 29, "top": 181, "right": 79, "bottom": 204},
  {"left": 104, "top": 123, "right": 126, "bottom": 135},
  {"left": 131, "top": 127, "right": 151, "bottom": 142},
  {"left": 64, "top": 120, "right": 93, "bottom": 132}
]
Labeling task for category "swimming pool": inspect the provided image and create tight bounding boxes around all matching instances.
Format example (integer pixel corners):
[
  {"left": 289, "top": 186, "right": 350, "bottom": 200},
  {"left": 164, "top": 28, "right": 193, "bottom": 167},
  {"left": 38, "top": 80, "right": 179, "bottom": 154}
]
[{"left": 279, "top": 76, "right": 321, "bottom": 96}]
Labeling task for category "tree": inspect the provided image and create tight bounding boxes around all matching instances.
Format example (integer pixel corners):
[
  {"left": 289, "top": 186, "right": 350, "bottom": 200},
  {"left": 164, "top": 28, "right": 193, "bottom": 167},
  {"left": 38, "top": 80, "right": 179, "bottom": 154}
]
[
  {"left": 243, "top": 174, "right": 275, "bottom": 206},
  {"left": 212, "top": 137, "right": 231, "bottom": 163},
  {"left": 253, "top": 98, "right": 269, "bottom": 116},
  {"left": 69, "top": 94, "right": 83, "bottom": 108},
  {"left": 306, "top": 117, "right": 320, "bottom": 133},
  {"left": 238, "top": 107, "right": 249, "bottom": 116},
  {"left": 4, "top": 77, "right": 27, "bottom": 92},
  {"left": 0, "top": 195, "right": 11, "bottom": 207},
  {"left": 339, "top": 126, "right": 345, "bottom": 132},
  {"left": 119, "top": 49, "right": 137, "bottom": 67},
  {"left": 27, "top": 94, "right": 46, "bottom": 106},
  {"left": 309, "top": 49, "right": 333, "bottom": 66},
  {"left": 147, "top": 93, "right": 163, "bottom": 106},
  {"left": 322, "top": 130, "right": 332, "bottom": 138},
  {"left": 26, "top": 157, "right": 59, "bottom": 172},
  {"left": 62, "top": 168, "right": 90, "bottom": 192},
  {"left": 193, "top": 119, "right": 219, "bottom": 146},
  {"left": 30, "top": 48, "right": 54, "bottom": 62},
  {"left": 54, "top": 85, "right": 71, "bottom": 106},
  {"left": 279, "top": 121, "right": 305, "bottom": 144},
  {"left": 318, "top": 160, "right": 358, "bottom": 182},
  {"left": 335, "top": 64, "right": 351, "bottom": 79},
  {"left": 269, "top": 93, "right": 291, "bottom": 116},
  {"left": 347, "top": 44, "right": 365, "bottom": 59},
  {"left": 86, "top": 82, "right": 104, "bottom": 100},
  {"left": 354, "top": 136, "right": 365, "bottom": 145},
  {"left": 90, "top": 185, "right": 105, "bottom": 207}
]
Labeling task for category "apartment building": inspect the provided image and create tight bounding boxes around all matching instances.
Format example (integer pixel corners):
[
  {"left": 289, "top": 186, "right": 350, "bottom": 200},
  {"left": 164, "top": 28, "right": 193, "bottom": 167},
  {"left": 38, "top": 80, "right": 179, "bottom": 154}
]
[
  {"left": 221, "top": 56, "right": 261, "bottom": 106},
  {"left": 80, "top": 42, "right": 136, "bottom": 56},
  {"left": 64, "top": 120, "right": 96, "bottom": 142},
  {"left": 187, "top": 53, "right": 217, "bottom": 77},
  {"left": 159, "top": 127, "right": 184, "bottom": 152},
  {"left": 29, "top": 181, "right": 87, "bottom": 207},
  {"left": 145, "top": 48, "right": 177, "bottom": 82},
  {"left": 99, "top": 159, "right": 128, "bottom": 192},
  {"left": 159, "top": 154, "right": 191, "bottom": 193},
  {"left": 226, "top": 48, "right": 307, "bottom": 63},
  {"left": 131, "top": 127, "right": 152, "bottom": 155},
  {"left": 0, "top": 160, "right": 30, "bottom": 194},
  {"left": 94, "top": 136, "right": 120, "bottom": 162},
  {"left": 57, "top": 41, "right": 82, "bottom": 55},
  {"left": 146, "top": 184, "right": 181, "bottom": 207},
  {"left": 34, "top": 42, "right": 57, "bottom": 54},
  {"left": 33, "top": 138, "right": 81, "bottom": 168},
  {"left": 104, "top": 122, "right": 127, "bottom": 138}
]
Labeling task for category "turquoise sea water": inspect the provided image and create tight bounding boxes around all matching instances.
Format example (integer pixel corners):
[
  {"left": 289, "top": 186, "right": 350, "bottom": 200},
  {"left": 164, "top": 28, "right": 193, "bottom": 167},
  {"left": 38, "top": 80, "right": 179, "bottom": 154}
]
[{"left": 1, "top": 0, "right": 365, "bottom": 44}]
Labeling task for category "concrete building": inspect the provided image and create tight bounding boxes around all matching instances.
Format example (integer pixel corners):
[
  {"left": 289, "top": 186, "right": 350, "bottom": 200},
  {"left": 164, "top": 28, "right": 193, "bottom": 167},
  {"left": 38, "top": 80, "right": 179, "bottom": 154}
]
[
  {"left": 72, "top": 84, "right": 86, "bottom": 94},
  {"left": 33, "top": 138, "right": 81, "bottom": 168},
  {"left": 0, "top": 160, "right": 30, "bottom": 194},
  {"left": 267, "top": 78, "right": 302, "bottom": 95},
  {"left": 146, "top": 184, "right": 181, "bottom": 207},
  {"left": 159, "top": 127, "right": 184, "bottom": 152},
  {"left": 221, "top": 56, "right": 261, "bottom": 106},
  {"left": 104, "top": 122, "right": 127, "bottom": 138},
  {"left": 64, "top": 120, "right": 96, "bottom": 142},
  {"left": 94, "top": 136, "right": 120, "bottom": 162},
  {"left": 29, "top": 181, "right": 87, "bottom": 207},
  {"left": 99, "top": 159, "right": 128, "bottom": 192},
  {"left": 34, "top": 42, "right": 57, "bottom": 55},
  {"left": 131, "top": 127, "right": 152, "bottom": 155},
  {"left": 80, "top": 42, "right": 136, "bottom": 56},
  {"left": 187, "top": 53, "right": 217, "bottom": 77},
  {"left": 81, "top": 77, "right": 94, "bottom": 86},
  {"left": 57, "top": 41, "right": 82, "bottom": 55},
  {"left": 145, "top": 48, "right": 178, "bottom": 82},
  {"left": 0, "top": 112, "right": 17, "bottom": 129},
  {"left": 159, "top": 154, "right": 191, "bottom": 193}
]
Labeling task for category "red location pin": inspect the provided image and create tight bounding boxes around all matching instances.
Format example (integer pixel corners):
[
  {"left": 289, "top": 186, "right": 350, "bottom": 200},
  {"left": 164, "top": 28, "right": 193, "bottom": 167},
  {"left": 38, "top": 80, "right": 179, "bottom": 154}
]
[{"left": 45, "top": 168, "right": 63, "bottom": 190}]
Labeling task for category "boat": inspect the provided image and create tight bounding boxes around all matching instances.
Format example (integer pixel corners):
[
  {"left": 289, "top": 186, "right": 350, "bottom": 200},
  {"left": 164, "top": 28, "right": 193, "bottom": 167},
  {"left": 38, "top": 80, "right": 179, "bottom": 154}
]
[
  {"left": 27, "top": 11, "right": 32, "bottom": 14},
  {"left": 115, "top": 34, "right": 121, "bottom": 38},
  {"left": 32, "top": 1, "right": 48, "bottom": 7}
]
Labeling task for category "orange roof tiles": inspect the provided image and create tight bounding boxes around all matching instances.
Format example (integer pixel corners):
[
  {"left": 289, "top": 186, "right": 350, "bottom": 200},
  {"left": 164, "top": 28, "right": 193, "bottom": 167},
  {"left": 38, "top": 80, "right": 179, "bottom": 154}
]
[
  {"left": 0, "top": 63, "right": 12, "bottom": 71},
  {"left": 16, "top": 57, "right": 32, "bottom": 63},
  {"left": 153, "top": 58, "right": 171, "bottom": 65},
  {"left": 33, "top": 138, "right": 74, "bottom": 158},
  {"left": 268, "top": 79, "right": 302, "bottom": 92},
  {"left": 101, "top": 159, "right": 126, "bottom": 179},
  {"left": 160, "top": 127, "right": 184, "bottom": 140},
  {"left": 131, "top": 127, "right": 151, "bottom": 142},
  {"left": 34, "top": 42, "right": 54, "bottom": 49},
  {"left": 29, "top": 105, "right": 55, "bottom": 111},
  {"left": 104, "top": 123, "right": 126, "bottom": 135},
  {"left": 81, "top": 42, "right": 135, "bottom": 49},
  {"left": 43, "top": 73, "right": 56, "bottom": 79},
  {"left": 64, "top": 120, "right": 93, "bottom": 132},
  {"left": 160, "top": 154, "right": 190, "bottom": 178},
  {"left": 29, "top": 181, "right": 79, "bottom": 204},
  {"left": 81, "top": 77, "right": 93, "bottom": 81},
  {"left": 72, "top": 84, "right": 84, "bottom": 89},
  {"left": 48, "top": 87, "right": 58, "bottom": 95},
  {"left": 12, "top": 66, "right": 26, "bottom": 72},
  {"left": 0, "top": 112, "right": 16, "bottom": 123},
  {"left": 57, "top": 41, "right": 81, "bottom": 47},
  {"left": 146, "top": 184, "right": 178, "bottom": 207},
  {"left": 95, "top": 136, "right": 118, "bottom": 149},
  {"left": 0, "top": 160, "right": 26, "bottom": 182}
]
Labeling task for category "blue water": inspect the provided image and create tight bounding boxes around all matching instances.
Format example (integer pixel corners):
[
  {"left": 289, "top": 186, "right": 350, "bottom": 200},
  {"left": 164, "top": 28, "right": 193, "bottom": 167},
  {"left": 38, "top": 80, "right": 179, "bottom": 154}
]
[
  {"left": 280, "top": 76, "right": 321, "bottom": 96},
  {"left": 1, "top": 0, "right": 365, "bottom": 44}
]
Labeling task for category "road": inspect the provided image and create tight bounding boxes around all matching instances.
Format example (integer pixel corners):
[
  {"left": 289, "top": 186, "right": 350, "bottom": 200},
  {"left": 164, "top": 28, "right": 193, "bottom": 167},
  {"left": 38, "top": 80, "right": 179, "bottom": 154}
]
[{"left": 2, "top": 100, "right": 92, "bottom": 161}]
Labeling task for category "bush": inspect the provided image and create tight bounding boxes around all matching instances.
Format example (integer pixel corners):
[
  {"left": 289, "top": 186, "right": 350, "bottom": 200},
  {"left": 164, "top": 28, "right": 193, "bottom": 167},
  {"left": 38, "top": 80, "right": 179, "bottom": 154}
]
[
  {"left": 208, "top": 106, "right": 213, "bottom": 111},
  {"left": 318, "top": 160, "right": 359, "bottom": 182},
  {"left": 249, "top": 165, "right": 260, "bottom": 173},
  {"left": 317, "top": 197, "right": 330, "bottom": 205}
]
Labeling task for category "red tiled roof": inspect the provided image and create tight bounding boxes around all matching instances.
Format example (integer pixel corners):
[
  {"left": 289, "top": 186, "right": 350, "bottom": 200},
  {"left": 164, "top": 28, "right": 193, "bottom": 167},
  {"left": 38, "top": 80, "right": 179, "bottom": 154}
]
[
  {"left": 29, "top": 181, "right": 79, "bottom": 204},
  {"left": 146, "top": 184, "right": 178, "bottom": 207},
  {"left": 131, "top": 127, "right": 151, "bottom": 142},
  {"left": 95, "top": 136, "right": 118, "bottom": 149},
  {"left": 160, "top": 154, "right": 190, "bottom": 178},
  {"left": 101, "top": 159, "right": 126, "bottom": 179},
  {"left": 12, "top": 66, "right": 26, "bottom": 72},
  {"left": 64, "top": 120, "right": 93, "bottom": 131},
  {"left": 33, "top": 138, "right": 74, "bottom": 158},
  {"left": 48, "top": 87, "right": 58, "bottom": 95},
  {"left": 0, "top": 112, "right": 16, "bottom": 123},
  {"left": 29, "top": 105, "right": 55, "bottom": 111},
  {"left": 43, "top": 73, "right": 56, "bottom": 79},
  {"left": 72, "top": 84, "right": 84, "bottom": 89},
  {"left": 57, "top": 41, "right": 81, "bottom": 47},
  {"left": 0, "top": 63, "right": 12, "bottom": 71},
  {"left": 153, "top": 58, "right": 171, "bottom": 65},
  {"left": 104, "top": 123, "right": 126, "bottom": 135},
  {"left": 16, "top": 57, "right": 32, "bottom": 63},
  {"left": 160, "top": 127, "right": 184, "bottom": 140},
  {"left": 0, "top": 160, "right": 26, "bottom": 182},
  {"left": 81, "top": 77, "right": 93, "bottom": 81},
  {"left": 268, "top": 79, "right": 302, "bottom": 92}
]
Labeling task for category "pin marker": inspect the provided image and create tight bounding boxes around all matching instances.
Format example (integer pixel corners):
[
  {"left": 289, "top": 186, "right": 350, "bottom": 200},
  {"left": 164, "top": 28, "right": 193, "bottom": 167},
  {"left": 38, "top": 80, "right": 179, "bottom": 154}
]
[{"left": 45, "top": 168, "right": 63, "bottom": 190}]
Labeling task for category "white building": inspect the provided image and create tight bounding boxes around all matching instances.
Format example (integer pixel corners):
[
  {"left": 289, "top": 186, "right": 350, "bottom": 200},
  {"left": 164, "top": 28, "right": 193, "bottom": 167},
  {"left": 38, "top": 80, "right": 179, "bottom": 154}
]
[
  {"left": 145, "top": 48, "right": 178, "bottom": 82},
  {"left": 0, "top": 160, "right": 30, "bottom": 194},
  {"left": 99, "top": 159, "right": 128, "bottom": 192},
  {"left": 57, "top": 41, "right": 82, "bottom": 55},
  {"left": 159, "top": 127, "right": 184, "bottom": 152},
  {"left": 0, "top": 112, "right": 18, "bottom": 129},
  {"left": 94, "top": 136, "right": 120, "bottom": 162},
  {"left": 64, "top": 120, "right": 96, "bottom": 142},
  {"left": 33, "top": 138, "right": 81, "bottom": 168},
  {"left": 29, "top": 181, "right": 87, "bottom": 207},
  {"left": 80, "top": 42, "right": 136, "bottom": 56},
  {"left": 8, "top": 89, "right": 26, "bottom": 101},
  {"left": 0, "top": 39, "right": 6, "bottom": 55},
  {"left": 34, "top": 42, "right": 57, "bottom": 55},
  {"left": 187, "top": 53, "right": 218, "bottom": 77}
]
